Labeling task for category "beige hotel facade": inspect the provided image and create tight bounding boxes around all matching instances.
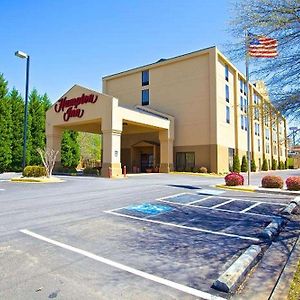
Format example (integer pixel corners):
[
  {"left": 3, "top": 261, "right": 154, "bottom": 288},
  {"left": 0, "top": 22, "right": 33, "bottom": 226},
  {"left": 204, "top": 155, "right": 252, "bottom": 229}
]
[{"left": 46, "top": 46, "right": 287, "bottom": 177}]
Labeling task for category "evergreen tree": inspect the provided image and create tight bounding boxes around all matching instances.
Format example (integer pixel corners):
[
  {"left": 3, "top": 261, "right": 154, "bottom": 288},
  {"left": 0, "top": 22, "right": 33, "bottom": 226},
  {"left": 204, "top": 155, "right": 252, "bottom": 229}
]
[
  {"left": 9, "top": 88, "right": 24, "bottom": 171},
  {"left": 251, "top": 159, "right": 257, "bottom": 172},
  {"left": 262, "top": 158, "right": 268, "bottom": 171},
  {"left": 0, "top": 74, "right": 12, "bottom": 173},
  {"left": 232, "top": 155, "right": 241, "bottom": 172},
  {"left": 271, "top": 158, "right": 277, "bottom": 170},
  {"left": 61, "top": 130, "right": 80, "bottom": 168},
  {"left": 241, "top": 155, "right": 248, "bottom": 172},
  {"left": 28, "top": 89, "right": 45, "bottom": 165}
]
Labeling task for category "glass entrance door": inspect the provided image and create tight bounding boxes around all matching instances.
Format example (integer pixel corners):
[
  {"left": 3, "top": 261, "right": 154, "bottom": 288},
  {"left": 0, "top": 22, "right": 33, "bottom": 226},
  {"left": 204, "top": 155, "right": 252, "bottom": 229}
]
[{"left": 140, "top": 154, "right": 154, "bottom": 172}]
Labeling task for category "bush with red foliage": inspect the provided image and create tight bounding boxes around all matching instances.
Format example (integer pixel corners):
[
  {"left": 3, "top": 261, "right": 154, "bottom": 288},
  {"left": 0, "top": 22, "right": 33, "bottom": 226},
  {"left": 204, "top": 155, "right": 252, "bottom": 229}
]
[
  {"left": 225, "top": 172, "right": 244, "bottom": 186},
  {"left": 261, "top": 175, "right": 283, "bottom": 189},
  {"left": 286, "top": 176, "right": 300, "bottom": 191}
]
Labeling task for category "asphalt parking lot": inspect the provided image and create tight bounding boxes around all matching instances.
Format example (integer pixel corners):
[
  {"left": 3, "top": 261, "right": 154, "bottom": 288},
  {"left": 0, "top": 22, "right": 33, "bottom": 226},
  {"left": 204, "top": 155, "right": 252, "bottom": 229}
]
[{"left": 0, "top": 172, "right": 299, "bottom": 300}]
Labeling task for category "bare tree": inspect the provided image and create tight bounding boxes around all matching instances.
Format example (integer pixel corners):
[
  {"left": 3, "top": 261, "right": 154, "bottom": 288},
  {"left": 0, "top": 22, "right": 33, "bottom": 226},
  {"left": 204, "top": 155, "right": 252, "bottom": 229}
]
[
  {"left": 228, "top": 0, "right": 300, "bottom": 119},
  {"left": 37, "top": 148, "right": 59, "bottom": 178}
]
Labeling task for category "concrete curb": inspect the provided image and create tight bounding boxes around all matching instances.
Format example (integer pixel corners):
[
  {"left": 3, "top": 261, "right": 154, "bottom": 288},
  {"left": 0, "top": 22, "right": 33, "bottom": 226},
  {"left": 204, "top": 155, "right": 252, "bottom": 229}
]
[
  {"left": 11, "top": 177, "right": 64, "bottom": 183},
  {"left": 214, "top": 184, "right": 300, "bottom": 196},
  {"left": 212, "top": 245, "right": 262, "bottom": 293},
  {"left": 259, "top": 218, "right": 286, "bottom": 241},
  {"left": 269, "top": 236, "right": 300, "bottom": 300}
]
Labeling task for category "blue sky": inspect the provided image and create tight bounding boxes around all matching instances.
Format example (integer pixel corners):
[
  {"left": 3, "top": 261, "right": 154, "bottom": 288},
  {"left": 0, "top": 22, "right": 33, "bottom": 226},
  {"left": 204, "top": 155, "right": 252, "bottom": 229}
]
[{"left": 1, "top": 0, "right": 238, "bottom": 102}]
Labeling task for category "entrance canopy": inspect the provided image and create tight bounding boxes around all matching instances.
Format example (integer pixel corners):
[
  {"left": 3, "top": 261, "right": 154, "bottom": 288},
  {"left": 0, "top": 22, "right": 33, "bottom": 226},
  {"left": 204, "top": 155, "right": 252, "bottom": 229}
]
[{"left": 46, "top": 85, "right": 174, "bottom": 177}]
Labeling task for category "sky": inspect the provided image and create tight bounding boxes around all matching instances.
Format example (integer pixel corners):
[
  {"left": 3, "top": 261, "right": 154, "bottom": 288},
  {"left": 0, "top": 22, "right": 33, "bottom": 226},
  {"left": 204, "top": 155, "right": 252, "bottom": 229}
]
[{"left": 1, "top": 0, "right": 238, "bottom": 102}]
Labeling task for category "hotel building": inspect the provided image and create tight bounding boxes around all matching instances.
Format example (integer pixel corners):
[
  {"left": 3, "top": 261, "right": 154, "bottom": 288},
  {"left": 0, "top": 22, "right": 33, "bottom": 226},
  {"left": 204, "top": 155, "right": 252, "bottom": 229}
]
[{"left": 46, "top": 46, "right": 287, "bottom": 177}]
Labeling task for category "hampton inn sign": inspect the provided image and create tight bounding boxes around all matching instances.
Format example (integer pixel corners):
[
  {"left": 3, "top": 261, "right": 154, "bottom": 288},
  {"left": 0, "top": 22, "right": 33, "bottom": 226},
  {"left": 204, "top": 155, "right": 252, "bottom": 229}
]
[
  {"left": 46, "top": 47, "right": 287, "bottom": 177},
  {"left": 54, "top": 93, "right": 98, "bottom": 122}
]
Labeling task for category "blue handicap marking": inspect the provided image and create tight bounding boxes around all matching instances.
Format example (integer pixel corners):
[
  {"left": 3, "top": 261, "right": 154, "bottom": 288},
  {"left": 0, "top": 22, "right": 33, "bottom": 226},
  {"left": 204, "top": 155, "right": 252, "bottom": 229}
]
[{"left": 126, "top": 203, "right": 173, "bottom": 215}]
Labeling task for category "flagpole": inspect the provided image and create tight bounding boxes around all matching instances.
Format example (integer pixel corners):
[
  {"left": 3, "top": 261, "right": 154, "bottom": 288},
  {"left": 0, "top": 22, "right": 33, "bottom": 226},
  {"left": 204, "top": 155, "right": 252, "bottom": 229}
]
[{"left": 245, "top": 30, "right": 251, "bottom": 185}]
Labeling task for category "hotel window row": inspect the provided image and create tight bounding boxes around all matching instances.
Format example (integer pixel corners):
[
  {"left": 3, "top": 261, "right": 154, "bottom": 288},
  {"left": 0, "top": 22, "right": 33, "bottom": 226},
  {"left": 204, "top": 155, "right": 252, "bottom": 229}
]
[{"left": 141, "top": 70, "right": 149, "bottom": 106}]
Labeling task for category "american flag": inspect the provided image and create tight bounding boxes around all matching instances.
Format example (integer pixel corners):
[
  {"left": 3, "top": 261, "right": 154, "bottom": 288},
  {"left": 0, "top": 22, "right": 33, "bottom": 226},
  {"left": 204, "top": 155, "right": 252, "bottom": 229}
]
[{"left": 248, "top": 33, "right": 278, "bottom": 58}]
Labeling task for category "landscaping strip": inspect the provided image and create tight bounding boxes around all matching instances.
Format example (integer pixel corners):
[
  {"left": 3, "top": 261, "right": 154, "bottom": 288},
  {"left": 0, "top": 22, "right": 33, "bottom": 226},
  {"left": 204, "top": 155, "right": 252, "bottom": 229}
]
[
  {"left": 11, "top": 177, "right": 64, "bottom": 183},
  {"left": 212, "top": 245, "right": 262, "bottom": 293}
]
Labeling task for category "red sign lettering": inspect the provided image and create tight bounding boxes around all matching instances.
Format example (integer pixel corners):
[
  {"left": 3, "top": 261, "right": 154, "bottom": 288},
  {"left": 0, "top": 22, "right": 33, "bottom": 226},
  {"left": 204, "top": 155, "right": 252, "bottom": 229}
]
[{"left": 54, "top": 93, "right": 98, "bottom": 121}]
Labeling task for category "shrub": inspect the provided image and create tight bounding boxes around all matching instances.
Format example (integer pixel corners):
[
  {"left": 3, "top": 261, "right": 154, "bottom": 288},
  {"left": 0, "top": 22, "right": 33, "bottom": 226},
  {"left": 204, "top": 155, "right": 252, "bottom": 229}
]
[
  {"left": 199, "top": 166, "right": 208, "bottom": 173},
  {"left": 54, "top": 166, "right": 77, "bottom": 174},
  {"left": 261, "top": 175, "right": 283, "bottom": 189},
  {"left": 272, "top": 159, "right": 277, "bottom": 170},
  {"left": 225, "top": 172, "right": 244, "bottom": 186},
  {"left": 286, "top": 176, "right": 300, "bottom": 191},
  {"left": 251, "top": 160, "right": 256, "bottom": 172},
  {"left": 83, "top": 167, "right": 100, "bottom": 176},
  {"left": 232, "top": 155, "right": 241, "bottom": 173},
  {"left": 262, "top": 158, "right": 268, "bottom": 171},
  {"left": 279, "top": 160, "right": 285, "bottom": 170},
  {"left": 192, "top": 166, "right": 198, "bottom": 173},
  {"left": 23, "top": 166, "right": 47, "bottom": 177},
  {"left": 241, "top": 155, "right": 248, "bottom": 172}
]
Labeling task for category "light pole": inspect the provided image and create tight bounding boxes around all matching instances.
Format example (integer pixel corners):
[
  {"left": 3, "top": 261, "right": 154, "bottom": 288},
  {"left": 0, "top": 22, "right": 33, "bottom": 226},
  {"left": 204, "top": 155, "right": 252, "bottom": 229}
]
[{"left": 15, "top": 50, "right": 30, "bottom": 169}]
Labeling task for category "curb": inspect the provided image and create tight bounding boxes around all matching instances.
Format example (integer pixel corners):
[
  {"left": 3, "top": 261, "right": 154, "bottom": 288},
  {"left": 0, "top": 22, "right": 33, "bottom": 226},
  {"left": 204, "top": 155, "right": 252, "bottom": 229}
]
[
  {"left": 11, "top": 177, "right": 64, "bottom": 183},
  {"left": 259, "top": 218, "right": 286, "bottom": 240},
  {"left": 214, "top": 184, "right": 255, "bottom": 193},
  {"left": 212, "top": 245, "right": 262, "bottom": 293},
  {"left": 282, "top": 196, "right": 300, "bottom": 215},
  {"left": 270, "top": 236, "right": 300, "bottom": 300}
]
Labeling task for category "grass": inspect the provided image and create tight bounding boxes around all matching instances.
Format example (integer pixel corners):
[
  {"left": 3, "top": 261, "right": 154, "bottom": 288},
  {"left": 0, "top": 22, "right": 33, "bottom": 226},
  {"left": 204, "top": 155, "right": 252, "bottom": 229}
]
[{"left": 288, "top": 260, "right": 300, "bottom": 300}]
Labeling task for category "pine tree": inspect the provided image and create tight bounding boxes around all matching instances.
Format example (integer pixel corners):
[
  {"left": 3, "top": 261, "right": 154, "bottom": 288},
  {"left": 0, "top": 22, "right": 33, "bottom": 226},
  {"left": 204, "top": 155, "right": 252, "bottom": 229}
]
[
  {"left": 262, "top": 158, "right": 268, "bottom": 171},
  {"left": 61, "top": 130, "right": 80, "bottom": 168},
  {"left": 28, "top": 89, "right": 45, "bottom": 165},
  {"left": 232, "top": 155, "right": 241, "bottom": 172},
  {"left": 241, "top": 155, "right": 248, "bottom": 172},
  {"left": 251, "top": 159, "right": 256, "bottom": 172},
  {"left": 0, "top": 74, "right": 12, "bottom": 173},
  {"left": 9, "top": 88, "right": 24, "bottom": 171},
  {"left": 272, "top": 158, "right": 277, "bottom": 170}
]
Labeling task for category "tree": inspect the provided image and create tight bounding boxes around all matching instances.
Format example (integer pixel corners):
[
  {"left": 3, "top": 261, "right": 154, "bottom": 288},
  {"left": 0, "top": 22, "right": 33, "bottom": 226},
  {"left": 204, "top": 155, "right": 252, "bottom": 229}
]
[
  {"left": 228, "top": 0, "right": 300, "bottom": 119},
  {"left": 37, "top": 148, "right": 59, "bottom": 177},
  {"left": 9, "top": 88, "right": 24, "bottom": 171},
  {"left": 78, "top": 132, "right": 101, "bottom": 162},
  {"left": 241, "top": 155, "right": 248, "bottom": 172},
  {"left": 61, "top": 130, "right": 80, "bottom": 168},
  {"left": 272, "top": 158, "right": 277, "bottom": 170},
  {"left": 233, "top": 155, "right": 241, "bottom": 172},
  {"left": 262, "top": 158, "right": 269, "bottom": 171},
  {"left": 0, "top": 74, "right": 12, "bottom": 173},
  {"left": 28, "top": 89, "right": 46, "bottom": 165},
  {"left": 251, "top": 159, "right": 257, "bottom": 172}
]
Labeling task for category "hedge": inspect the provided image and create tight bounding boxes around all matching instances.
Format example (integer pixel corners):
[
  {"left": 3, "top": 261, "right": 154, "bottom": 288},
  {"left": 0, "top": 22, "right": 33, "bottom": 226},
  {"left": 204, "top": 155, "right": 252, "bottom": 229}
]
[
  {"left": 261, "top": 175, "right": 283, "bottom": 189},
  {"left": 225, "top": 172, "right": 244, "bottom": 186},
  {"left": 23, "top": 166, "right": 47, "bottom": 177},
  {"left": 286, "top": 176, "right": 300, "bottom": 191}
]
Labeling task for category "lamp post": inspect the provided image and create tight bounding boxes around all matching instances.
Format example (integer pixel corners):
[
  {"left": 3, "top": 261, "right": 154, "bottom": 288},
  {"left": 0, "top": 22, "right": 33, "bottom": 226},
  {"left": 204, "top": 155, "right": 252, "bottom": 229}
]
[{"left": 15, "top": 50, "right": 30, "bottom": 169}]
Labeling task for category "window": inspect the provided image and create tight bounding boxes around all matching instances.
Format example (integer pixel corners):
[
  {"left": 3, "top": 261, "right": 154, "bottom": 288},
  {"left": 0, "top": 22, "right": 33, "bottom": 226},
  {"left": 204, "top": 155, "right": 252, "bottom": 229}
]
[
  {"left": 226, "top": 106, "right": 230, "bottom": 123},
  {"left": 176, "top": 152, "right": 195, "bottom": 172},
  {"left": 257, "top": 124, "right": 260, "bottom": 136},
  {"left": 225, "top": 65, "right": 229, "bottom": 81},
  {"left": 141, "top": 89, "right": 149, "bottom": 106},
  {"left": 244, "top": 82, "right": 247, "bottom": 95},
  {"left": 240, "top": 96, "right": 243, "bottom": 111},
  {"left": 243, "top": 98, "right": 247, "bottom": 113},
  {"left": 266, "top": 143, "right": 270, "bottom": 154},
  {"left": 142, "top": 70, "right": 149, "bottom": 86},
  {"left": 258, "top": 139, "right": 261, "bottom": 152},
  {"left": 265, "top": 128, "right": 270, "bottom": 140},
  {"left": 241, "top": 115, "right": 244, "bottom": 130},
  {"left": 240, "top": 79, "right": 243, "bottom": 93},
  {"left": 245, "top": 116, "right": 248, "bottom": 131},
  {"left": 225, "top": 85, "right": 229, "bottom": 102}
]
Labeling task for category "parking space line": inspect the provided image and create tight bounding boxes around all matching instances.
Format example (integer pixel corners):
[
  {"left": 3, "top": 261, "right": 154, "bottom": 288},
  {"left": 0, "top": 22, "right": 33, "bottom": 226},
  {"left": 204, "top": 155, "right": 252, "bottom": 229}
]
[
  {"left": 215, "top": 196, "right": 286, "bottom": 206},
  {"left": 211, "top": 199, "right": 235, "bottom": 209},
  {"left": 156, "top": 192, "right": 195, "bottom": 201},
  {"left": 157, "top": 199, "right": 277, "bottom": 219},
  {"left": 20, "top": 229, "right": 226, "bottom": 300},
  {"left": 186, "top": 196, "right": 214, "bottom": 205},
  {"left": 240, "top": 202, "right": 261, "bottom": 213},
  {"left": 105, "top": 210, "right": 260, "bottom": 242}
]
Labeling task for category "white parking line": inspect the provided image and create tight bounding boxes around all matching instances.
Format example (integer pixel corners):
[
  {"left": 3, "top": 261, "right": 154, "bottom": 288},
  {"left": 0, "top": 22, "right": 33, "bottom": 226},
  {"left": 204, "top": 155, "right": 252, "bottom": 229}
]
[
  {"left": 241, "top": 202, "right": 261, "bottom": 213},
  {"left": 105, "top": 210, "right": 260, "bottom": 242},
  {"left": 156, "top": 192, "right": 195, "bottom": 201},
  {"left": 211, "top": 199, "right": 235, "bottom": 209},
  {"left": 20, "top": 229, "right": 226, "bottom": 300},
  {"left": 187, "top": 196, "right": 214, "bottom": 205}
]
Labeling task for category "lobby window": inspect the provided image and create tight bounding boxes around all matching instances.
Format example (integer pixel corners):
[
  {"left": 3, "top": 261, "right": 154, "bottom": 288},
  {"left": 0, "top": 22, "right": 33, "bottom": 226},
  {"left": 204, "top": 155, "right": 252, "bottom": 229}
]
[
  {"left": 176, "top": 152, "right": 195, "bottom": 172},
  {"left": 141, "top": 89, "right": 149, "bottom": 106},
  {"left": 226, "top": 106, "right": 230, "bottom": 124},
  {"left": 225, "top": 64, "right": 229, "bottom": 81},
  {"left": 142, "top": 70, "right": 149, "bottom": 86},
  {"left": 225, "top": 85, "right": 229, "bottom": 102},
  {"left": 228, "top": 148, "right": 235, "bottom": 170}
]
